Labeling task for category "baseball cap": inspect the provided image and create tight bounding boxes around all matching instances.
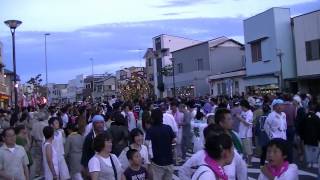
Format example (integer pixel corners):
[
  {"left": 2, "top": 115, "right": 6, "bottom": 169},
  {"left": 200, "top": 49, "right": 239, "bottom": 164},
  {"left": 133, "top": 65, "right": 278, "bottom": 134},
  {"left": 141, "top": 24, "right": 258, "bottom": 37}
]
[{"left": 92, "top": 115, "right": 105, "bottom": 123}]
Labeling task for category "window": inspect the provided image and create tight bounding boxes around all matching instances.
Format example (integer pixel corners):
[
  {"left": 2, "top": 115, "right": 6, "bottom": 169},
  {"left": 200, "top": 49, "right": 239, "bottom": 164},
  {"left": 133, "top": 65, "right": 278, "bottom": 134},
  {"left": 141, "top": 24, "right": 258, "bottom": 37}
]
[
  {"left": 155, "top": 38, "right": 161, "bottom": 51},
  {"left": 177, "top": 63, "right": 183, "bottom": 73},
  {"left": 221, "top": 83, "right": 227, "bottom": 95},
  {"left": 149, "top": 74, "right": 154, "bottom": 81},
  {"left": 306, "top": 39, "right": 320, "bottom": 61},
  {"left": 251, "top": 41, "right": 262, "bottom": 62},
  {"left": 217, "top": 83, "right": 221, "bottom": 95},
  {"left": 196, "top": 58, "right": 204, "bottom": 71},
  {"left": 148, "top": 58, "right": 152, "bottom": 66},
  {"left": 234, "top": 81, "right": 239, "bottom": 94}
]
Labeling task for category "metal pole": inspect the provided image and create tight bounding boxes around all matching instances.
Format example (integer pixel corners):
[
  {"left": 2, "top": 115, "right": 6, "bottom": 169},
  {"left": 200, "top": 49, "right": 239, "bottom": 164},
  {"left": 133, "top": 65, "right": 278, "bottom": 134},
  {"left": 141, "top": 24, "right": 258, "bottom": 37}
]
[
  {"left": 11, "top": 29, "right": 18, "bottom": 109},
  {"left": 90, "top": 58, "right": 94, "bottom": 103},
  {"left": 276, "top": 49, "right": 284, "bottom": 91},
  {"left": 44, "top": 33, "right": 50, "bottom": 101},
  {"left": 172, "top": 58, "right": 176, "bottom": 97}
]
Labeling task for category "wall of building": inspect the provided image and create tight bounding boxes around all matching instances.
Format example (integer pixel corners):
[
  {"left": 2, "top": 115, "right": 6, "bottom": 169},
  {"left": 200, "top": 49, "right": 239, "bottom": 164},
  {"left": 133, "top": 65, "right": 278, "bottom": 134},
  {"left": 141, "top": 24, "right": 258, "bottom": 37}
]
[
  {"left": 210, "top": 77, "right": 245, "bottom": 97},
  {"left": 173, "top": 42, "right": 210, "bottom": 73},
  {"left": 152, "top": 34, "right": 201, "bottom": 98},
  {"left": 210, "top": 42, "right": 245, "bottom": 74},
  {"left": 293, "top": 11, "right": 320, "bottom": 77},
  {"left": 244, "top": 8, "right": 295, "bottom": 82}
]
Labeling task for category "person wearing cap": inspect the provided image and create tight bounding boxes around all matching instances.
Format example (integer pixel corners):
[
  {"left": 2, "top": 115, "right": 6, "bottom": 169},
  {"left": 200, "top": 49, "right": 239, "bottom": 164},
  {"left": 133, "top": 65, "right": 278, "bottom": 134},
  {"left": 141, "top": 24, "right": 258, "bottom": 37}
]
[
  {"left": 81, "top": 115, "right": 107, "bottom": 177},
  {"left": 264, "top": 99, "right": 287, "bottom": 140}
]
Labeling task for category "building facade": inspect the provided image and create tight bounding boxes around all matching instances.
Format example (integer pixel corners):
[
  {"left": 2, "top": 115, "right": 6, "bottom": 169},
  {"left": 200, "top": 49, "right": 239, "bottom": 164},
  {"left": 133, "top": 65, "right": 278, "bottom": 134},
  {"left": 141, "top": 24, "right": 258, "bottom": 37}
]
[
  {"left": 83, "top": 74, "right": 117, "bottom": 102},
  {"left": 144, "top": 48, "right": 155, "bottom": 95},
  {"left": 48, "top": 83, "right": 68, "bottom": 104},
  {"left": 66, "top": 74, "right": 85, "bottom": 103},
  {"left": 243, "top": 7, "right": 296, "bottom": 95},
  {"left": 169, "top": 37, "right": 245, "bottom": 97},
  {"left": 0, "top": 42, "right": 10, "bottom": 108},
  {"left": 292, "top": 10, "right": 320, "bottom": 96},
  {"left": 151, "top": 34, "right": 201, "bottom": 98}
]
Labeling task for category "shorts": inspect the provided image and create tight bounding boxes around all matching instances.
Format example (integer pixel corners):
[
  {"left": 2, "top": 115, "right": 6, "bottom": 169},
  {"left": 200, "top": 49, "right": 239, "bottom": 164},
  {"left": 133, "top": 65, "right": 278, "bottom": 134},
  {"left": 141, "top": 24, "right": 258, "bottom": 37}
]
[{"left": 242, "top": 138, "right": 253, "bottom": 156}]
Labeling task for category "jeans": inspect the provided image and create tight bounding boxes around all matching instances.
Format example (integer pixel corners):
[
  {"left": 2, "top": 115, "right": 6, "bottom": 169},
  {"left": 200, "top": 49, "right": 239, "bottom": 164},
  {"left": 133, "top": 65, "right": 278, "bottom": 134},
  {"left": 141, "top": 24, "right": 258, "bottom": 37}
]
[
  {"left": 260, "top": 145, "right": 267, "bottom": 166},
  {"left": 286, "top": 126, "right": 295, "bottom": 163}
]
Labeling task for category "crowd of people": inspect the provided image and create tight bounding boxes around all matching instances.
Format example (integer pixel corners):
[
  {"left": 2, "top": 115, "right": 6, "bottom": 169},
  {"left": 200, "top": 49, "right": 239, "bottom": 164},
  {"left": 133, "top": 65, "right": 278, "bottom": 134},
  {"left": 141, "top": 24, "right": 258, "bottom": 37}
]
[{"left": 0, "top": 92, "right": 319, "bottom": 180}]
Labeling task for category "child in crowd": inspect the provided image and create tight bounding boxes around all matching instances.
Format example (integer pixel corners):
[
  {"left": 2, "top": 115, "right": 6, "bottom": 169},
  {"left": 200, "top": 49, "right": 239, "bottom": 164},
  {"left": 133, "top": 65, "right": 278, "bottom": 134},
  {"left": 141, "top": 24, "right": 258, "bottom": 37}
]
[
  {"left": 258, "top": 138, "right": 298, "bottom": 180},
  {"left": 123, "top": 149, "right": 148, "bottom": 180}
]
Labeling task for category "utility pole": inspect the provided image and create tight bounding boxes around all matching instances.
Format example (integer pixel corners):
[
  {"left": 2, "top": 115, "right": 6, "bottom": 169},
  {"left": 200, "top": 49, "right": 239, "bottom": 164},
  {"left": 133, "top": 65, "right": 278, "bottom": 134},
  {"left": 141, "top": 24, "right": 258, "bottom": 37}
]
[
  {"left": 276, "top": 49, "right": 284, "bottom": 91},
  {"left": 44, "top": 33, "right": 50, "bottom": 102},
  {"left": 171, "top": 58, "right": 176, "bottom": 97},
  {"left": 90, "top": 58, "right": 94, "bottom": 103}
]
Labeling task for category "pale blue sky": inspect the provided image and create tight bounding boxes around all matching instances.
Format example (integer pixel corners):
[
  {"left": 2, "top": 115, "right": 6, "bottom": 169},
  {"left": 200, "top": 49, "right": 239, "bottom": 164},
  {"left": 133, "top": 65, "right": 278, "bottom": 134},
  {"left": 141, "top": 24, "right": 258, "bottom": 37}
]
[{"left": 0, "top": 0, "right": 319, "bottom": 83}]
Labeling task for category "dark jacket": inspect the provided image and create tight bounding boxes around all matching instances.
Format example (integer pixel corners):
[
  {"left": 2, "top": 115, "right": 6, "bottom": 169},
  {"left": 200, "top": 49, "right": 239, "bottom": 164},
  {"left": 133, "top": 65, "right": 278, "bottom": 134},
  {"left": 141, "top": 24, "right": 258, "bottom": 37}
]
[
  {"left": 300, "top": 112, "right": 320, "bottom": 146},
  {"left": 109, "top": 124, "right": 129, "bottom": 156},
  {"left": 81, "top": 130, "right": 108, "bottom": 167}
]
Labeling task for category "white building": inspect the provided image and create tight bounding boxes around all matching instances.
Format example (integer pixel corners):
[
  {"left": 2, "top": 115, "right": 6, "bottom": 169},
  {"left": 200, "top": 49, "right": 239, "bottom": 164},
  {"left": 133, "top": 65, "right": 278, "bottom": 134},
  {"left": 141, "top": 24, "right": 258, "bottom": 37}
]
[
  {"left": 66, "top": 74, "right": 85, "bottom": 103},
  {"left": 292, "top": 10, "right": 320, "bottom": 96},
  {"left": 151, "top": 34, "right": 201, "bottom": 98},
  {"left": 48, "top": 83, "right": 68, "bottom": 104},
  {"left": 243, "top": 7, "right": 296, "bottom": 95}
]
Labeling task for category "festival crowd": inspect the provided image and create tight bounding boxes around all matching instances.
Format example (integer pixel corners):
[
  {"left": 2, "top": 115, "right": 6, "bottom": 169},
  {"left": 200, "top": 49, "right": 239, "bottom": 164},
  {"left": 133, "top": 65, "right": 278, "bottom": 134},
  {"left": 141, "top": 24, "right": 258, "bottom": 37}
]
[{"left": 0, "top": 93, "right": 319, "bottom": 180}]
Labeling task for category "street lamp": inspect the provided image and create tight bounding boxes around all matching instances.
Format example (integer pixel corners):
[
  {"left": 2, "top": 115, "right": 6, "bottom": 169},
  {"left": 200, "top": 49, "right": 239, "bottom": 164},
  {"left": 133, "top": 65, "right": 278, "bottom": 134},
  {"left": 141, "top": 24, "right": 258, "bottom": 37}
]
[
  {"left": 44, "top": 33, "right": 50, "bottom": 101},
  {"left": 171, "top": 58, "right": 176, "bottom": 97},
  {"left": 4, "top": 20, "right": 22, "bottom": 109},
  {"left": 276, "top": 49, "right": 284, "bottom": 91},
  {"left": 90, "top": 58, "right": 94, "bottom": 103}
]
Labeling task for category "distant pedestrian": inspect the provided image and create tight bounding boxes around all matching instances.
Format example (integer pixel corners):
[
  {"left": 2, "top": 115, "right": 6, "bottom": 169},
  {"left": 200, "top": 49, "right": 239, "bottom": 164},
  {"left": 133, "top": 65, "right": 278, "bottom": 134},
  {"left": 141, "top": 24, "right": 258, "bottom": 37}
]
[
  {"left": 237, "top": 100, "right": 254, "bottom": 166},
  {"left": 65, "top": 123, "right": 84, "bottom": 180},
  {"left": 49, "top": 117, "right": 70, "bottom": 180},
  {"left": 42, "top": 126, "right": 59, "bottom": 180}
]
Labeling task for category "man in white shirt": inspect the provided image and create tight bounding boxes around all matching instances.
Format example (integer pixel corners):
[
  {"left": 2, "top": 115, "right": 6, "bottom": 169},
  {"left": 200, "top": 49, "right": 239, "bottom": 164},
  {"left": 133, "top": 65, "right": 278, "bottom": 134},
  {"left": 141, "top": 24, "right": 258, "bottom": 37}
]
[
  {"left": 264, "top": 99, "right": 287, "bottom": 140},
  {"left": 0, "top": 128, "right": 29, "bottom": 180},
  {"left": 161, "top": 105, "right": 178, "bottom": 135},
  {"left": 237, "top": 100, "right": 254, "bottom": 166},
  {"left": 61, "top": 107, "right": 69, "bottom": 129}
]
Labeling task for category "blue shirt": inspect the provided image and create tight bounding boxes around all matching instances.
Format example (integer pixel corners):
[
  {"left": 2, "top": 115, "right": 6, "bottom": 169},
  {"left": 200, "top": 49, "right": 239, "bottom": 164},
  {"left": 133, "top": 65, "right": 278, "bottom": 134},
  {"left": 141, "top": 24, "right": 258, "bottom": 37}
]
[{"left": 146, "top": 124, "right": 176, "bottom": 166}]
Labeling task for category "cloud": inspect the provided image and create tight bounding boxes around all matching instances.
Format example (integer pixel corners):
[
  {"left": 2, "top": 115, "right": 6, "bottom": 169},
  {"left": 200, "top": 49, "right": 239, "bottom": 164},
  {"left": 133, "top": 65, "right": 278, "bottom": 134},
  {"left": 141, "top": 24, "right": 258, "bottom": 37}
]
[
  {"left": 1, "top": 17, "right": 246, "bottom": 83},
  {"left": 154, "top": 0, "right": 217, "bottom": 8},
  {"left": 79, "top": 31, "right": 113, "bottom": 38},
  {"left": 45, "top": 60, "right": 141, "bottom": 83}
]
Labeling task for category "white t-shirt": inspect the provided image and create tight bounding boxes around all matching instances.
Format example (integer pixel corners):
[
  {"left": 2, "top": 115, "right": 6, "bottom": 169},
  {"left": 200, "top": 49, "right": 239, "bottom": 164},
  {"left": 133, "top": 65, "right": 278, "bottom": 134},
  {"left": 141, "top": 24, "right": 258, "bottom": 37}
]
[
  {"left": 88, "top": 154, "right": 121, "bottom": 173},
  {"left": 258, "top": 164, "right": 298, "bottom": 180},
  {"left": 118, "top": 145, "right": 150, "bottom": 169},
  {"left": 264, "top": 111, "right": 287, "bottom": 140},
  {"left": 238, "top": 110, "right": 253, "bottom": 138},
  {"left": 163, "top": 113, "right": 178, "bottom": 135},
  {"left": 62, "top": 114, "right": 69, "bottom": 129},
  {"left": 179, "top": 149, "right": 247, "bottom": 180},
  {"left": 192, "top": 165, "right": 216, "bottom": 180}
]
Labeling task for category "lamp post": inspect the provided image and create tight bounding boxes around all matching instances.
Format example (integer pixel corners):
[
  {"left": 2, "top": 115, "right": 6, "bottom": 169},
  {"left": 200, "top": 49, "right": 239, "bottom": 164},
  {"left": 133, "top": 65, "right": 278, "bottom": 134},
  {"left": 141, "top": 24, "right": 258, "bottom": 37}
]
[
  {"left": 44, "top": 33, "right": 50, "bottom": 101},
  {"left": 171, "top": 58, "right": 176, "bottom": 97},
  {"left": 4, "top": 20, "right": 22, "bottom": 109},
  {"left": 276, "top": 49, "right": 284, "bottom": 91},
  {"left": 90, "top": 58, "right": 94, "bottom": 103}
]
